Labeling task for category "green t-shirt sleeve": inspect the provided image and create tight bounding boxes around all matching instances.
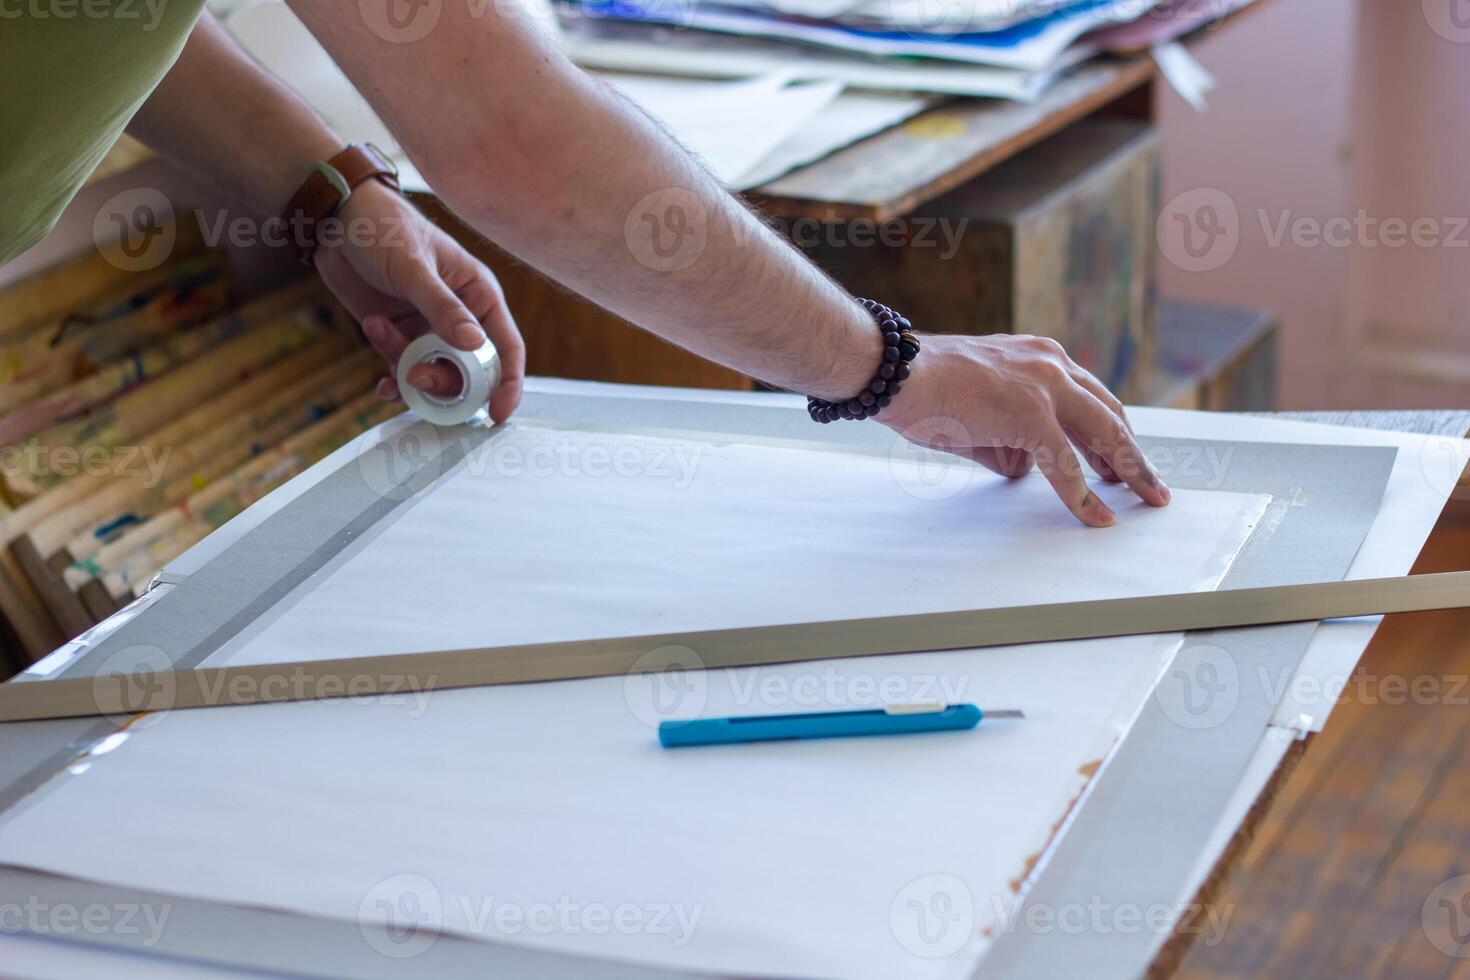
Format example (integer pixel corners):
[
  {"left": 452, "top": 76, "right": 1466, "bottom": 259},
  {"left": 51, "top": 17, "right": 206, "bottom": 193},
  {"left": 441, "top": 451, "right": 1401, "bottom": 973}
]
[{"left": 0, "top": 0, "right": 207, "bottom": 266}]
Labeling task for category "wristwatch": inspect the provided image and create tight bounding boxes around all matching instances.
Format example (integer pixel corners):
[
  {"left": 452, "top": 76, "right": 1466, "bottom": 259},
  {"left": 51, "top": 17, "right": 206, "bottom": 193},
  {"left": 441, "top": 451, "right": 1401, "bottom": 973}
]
[{"left": 280, "top": 143, "right": 401, "bottom": 265}]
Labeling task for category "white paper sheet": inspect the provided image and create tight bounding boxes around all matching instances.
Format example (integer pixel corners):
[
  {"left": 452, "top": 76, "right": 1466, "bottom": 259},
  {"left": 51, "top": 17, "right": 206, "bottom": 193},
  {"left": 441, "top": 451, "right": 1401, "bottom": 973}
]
[
  {"left": 702, "top": 0, "right": 1075, "bottom": 32},
  {"left": 565, "top": 21, "right": 1091, "bottom": 100},
  {"left": 484, "top": 383, "right": 1470, "bottom": 734},
  {"left": 144, "top": 384, "right": 1467, "bottom": 731},
  {"left": 211, "top": 423, "right": 1265, "bottom": 668},
  {"left": 224, "top": 3, "right": 428, "bottom": 187},
  {"left": 608, "top": 74, "right": 843, "bottom": 185},
  {"left": 1151, "top": 40, "right": 1216, "bottom": 112},
  {"left": 579, "top": 0, "right": 1128, "bottom": 71},
  {"left": 739, "top": 89, "right": 935, "bottom": 187},
  {"left": 0, "top": 424, "right": 1267, "bottom": 979},
  {"left": 226, "top": 3, "right": 842, "bottom": 188},
  {"left": 0, "top": 636, "right": 1188, "bottom": 980},
  {"left": 1129, "top": 406, "right": 1470, "bottom": 732}
]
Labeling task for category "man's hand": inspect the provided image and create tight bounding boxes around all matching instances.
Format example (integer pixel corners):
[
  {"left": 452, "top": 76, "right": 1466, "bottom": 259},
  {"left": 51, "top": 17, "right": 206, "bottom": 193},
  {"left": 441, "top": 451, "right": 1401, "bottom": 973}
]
[
  {"left": 312, "top": 181, "right": 525, "bottom": 423},
  {"left": 131, "top": 8, "right": 1163, "bottom": 526},
  {"left": 881, "top": 333, "right": 1170, "bottom": 527},
  {"left": 289, "top": 1, "right": 1165, "bottom": 527},
  {"left": 127, "top": 13, "right": 526, "bottom": 422}
]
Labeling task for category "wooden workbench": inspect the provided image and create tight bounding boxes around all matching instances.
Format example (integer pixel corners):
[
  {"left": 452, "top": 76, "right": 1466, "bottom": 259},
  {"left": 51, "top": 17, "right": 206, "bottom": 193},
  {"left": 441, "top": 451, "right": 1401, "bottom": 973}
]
[{"left": 1162, "top": 410, "right": 1470, "bottom": 980}]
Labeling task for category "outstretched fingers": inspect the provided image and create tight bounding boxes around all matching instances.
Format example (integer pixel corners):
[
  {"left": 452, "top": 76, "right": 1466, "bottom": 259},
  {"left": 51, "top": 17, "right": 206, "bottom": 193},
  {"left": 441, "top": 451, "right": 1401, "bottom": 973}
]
[{"left": 1058, "top": 387, "right": 1170, "bottom": 508}]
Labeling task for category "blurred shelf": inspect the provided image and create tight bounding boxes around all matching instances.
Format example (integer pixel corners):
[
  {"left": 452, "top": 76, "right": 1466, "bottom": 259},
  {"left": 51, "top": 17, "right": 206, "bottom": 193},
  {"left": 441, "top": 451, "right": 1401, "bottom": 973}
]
[
  {"left": 1144, "top": 299, "right": 1278, "bottom": 411},
  {"left": 750, "top": 58, "right": 1157, "bottom": 222},
  {"left": 751, "top": 0, "right": 1273, "bottom": 221}
]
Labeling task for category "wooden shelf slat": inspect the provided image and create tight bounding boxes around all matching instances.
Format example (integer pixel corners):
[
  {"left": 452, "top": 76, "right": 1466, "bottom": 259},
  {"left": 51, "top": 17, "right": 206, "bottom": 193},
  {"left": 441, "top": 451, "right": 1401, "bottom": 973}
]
[{"left": 749, "top": 58, "right": 1156, "bottom": 222}]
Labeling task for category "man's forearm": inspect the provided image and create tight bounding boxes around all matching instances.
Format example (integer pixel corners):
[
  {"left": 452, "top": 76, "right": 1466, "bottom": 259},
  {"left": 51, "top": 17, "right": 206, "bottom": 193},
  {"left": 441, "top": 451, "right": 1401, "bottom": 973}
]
[
  {"left": 122, "top": 2, "right": 1166, "bottom": 524},
  {"left": 128, "top": 12, "right": 342, "bottom": 220},
  {"left": 288, "top": 1, "right": 880, "bottom": 402}
]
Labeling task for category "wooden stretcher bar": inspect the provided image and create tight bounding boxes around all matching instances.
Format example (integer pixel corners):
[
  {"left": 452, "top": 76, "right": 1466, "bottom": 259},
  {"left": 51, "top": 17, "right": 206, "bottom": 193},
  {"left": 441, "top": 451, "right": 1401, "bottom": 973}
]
[{"left": 4, "top": 571, "right": 1467, "bottom": 723}]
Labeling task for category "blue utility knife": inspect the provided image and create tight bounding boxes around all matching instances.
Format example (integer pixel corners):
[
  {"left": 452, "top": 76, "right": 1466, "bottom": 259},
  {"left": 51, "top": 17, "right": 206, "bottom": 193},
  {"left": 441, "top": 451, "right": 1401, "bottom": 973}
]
[{"left": 658, "top": 702, "right": 1023, "bottom": 748}]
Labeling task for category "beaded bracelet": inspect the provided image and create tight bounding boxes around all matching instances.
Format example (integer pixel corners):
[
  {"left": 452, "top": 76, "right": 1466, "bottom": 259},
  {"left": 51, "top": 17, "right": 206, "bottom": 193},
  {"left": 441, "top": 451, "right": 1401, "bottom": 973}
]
[{"left": 807, "top": 298, "right": 921, "bottom": 423}]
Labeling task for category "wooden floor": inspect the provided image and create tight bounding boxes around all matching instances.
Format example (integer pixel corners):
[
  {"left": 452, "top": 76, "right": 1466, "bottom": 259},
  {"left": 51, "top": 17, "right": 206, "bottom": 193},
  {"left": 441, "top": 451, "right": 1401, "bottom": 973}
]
[{"left": 1179, "top": 495, "right": 1470, "bottom": 979}]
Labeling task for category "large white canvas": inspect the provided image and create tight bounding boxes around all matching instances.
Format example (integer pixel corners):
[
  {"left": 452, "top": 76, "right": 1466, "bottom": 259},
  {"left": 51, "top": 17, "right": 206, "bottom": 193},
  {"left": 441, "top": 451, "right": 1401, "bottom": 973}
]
[
  {"left": 211, "top": 423, "right": 1264, "bottom": 668},
  {"left": 0, "top": 424, "right": 1268, "bottom": 979}
]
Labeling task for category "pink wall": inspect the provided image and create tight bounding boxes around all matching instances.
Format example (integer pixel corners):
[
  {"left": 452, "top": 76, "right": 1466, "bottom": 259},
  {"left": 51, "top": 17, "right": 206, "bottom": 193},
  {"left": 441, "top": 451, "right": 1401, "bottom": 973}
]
[
  {"left": 1340, "top": 0, "right": 1470, "bottom": 403},
  {"left": 1157, "top": 0, "right": 1469, "bottom": 409}
]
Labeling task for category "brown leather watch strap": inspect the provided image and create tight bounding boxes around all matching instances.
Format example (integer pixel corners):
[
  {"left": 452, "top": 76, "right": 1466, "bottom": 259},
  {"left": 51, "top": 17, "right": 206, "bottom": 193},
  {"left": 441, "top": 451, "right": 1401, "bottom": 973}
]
[{"left": 280, "top": 143, "right": 401, "bottom": 265}]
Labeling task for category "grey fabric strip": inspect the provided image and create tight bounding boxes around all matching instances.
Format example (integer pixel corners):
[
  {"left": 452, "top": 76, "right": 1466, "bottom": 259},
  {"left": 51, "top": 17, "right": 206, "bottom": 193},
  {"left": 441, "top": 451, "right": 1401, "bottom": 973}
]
[
  {"left": 54, "top": 418, "right": 498, "bottom": 682},
  {"left": 978, "top": 440, "right": 1398, "bottom": 980}
]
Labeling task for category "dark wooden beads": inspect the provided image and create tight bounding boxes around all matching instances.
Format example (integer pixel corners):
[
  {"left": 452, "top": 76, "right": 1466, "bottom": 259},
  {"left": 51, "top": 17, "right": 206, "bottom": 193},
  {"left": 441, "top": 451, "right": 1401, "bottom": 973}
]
[{"left": 806, "top": 299, "right": 920, "bottom": 424}]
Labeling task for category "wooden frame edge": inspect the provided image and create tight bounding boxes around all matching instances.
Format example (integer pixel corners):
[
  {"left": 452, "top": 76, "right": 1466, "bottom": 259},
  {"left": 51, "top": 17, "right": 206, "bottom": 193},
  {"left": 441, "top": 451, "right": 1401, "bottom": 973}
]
[{"left": 2, "top": 572, "right": 1467, "bottom": 724}]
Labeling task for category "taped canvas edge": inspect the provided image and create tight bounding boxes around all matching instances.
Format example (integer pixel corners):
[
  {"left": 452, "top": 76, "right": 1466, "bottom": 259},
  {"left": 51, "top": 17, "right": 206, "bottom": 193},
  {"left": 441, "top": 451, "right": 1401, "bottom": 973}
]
[
  {"left": 971, "top": 432, "right": 1398, "bottom": 980},
  {"left": 0, "top": 416, "right": 1404, "bottom": 980},
  {"left": 10, "top": 417, "right": 1384, "bottom": 689}
]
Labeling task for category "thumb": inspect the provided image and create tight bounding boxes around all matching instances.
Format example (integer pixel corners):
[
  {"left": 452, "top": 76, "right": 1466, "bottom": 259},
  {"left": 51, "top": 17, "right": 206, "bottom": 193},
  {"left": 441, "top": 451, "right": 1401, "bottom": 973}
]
[{"left": 402, "top": 258, "right": 485, "bottom": 352}]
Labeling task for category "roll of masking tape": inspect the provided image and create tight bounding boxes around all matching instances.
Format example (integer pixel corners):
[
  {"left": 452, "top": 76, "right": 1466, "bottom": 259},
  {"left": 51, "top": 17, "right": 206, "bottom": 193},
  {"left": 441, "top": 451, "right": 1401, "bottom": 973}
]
[{"left": 396, "top": 333, "right": 500, "bottom": 426}]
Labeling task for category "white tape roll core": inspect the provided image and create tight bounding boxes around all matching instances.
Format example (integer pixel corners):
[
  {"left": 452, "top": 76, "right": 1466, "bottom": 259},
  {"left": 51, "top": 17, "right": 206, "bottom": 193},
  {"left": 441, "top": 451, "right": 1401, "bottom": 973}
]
[{"left": 396, "top": 333, "right": 500, "bottom": 426}]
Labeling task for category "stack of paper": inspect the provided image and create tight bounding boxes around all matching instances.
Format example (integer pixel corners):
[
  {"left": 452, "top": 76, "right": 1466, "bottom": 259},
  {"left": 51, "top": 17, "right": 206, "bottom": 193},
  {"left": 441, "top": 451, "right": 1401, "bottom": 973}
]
[
  {"left": 225, "top": 0, "right": 1245, "bottom": 193},
  {"left": 561, "top": 0, "right": 1150, "bottom": 99},
  {"left": 225, "top": 2, "right": 933, "bottom": 189},
  {"left": 563, "top": 0, "right": 1252, "bottom": 101},
  {"left": 573, "top": 0, "right": 1134, "bottom": 71}
]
